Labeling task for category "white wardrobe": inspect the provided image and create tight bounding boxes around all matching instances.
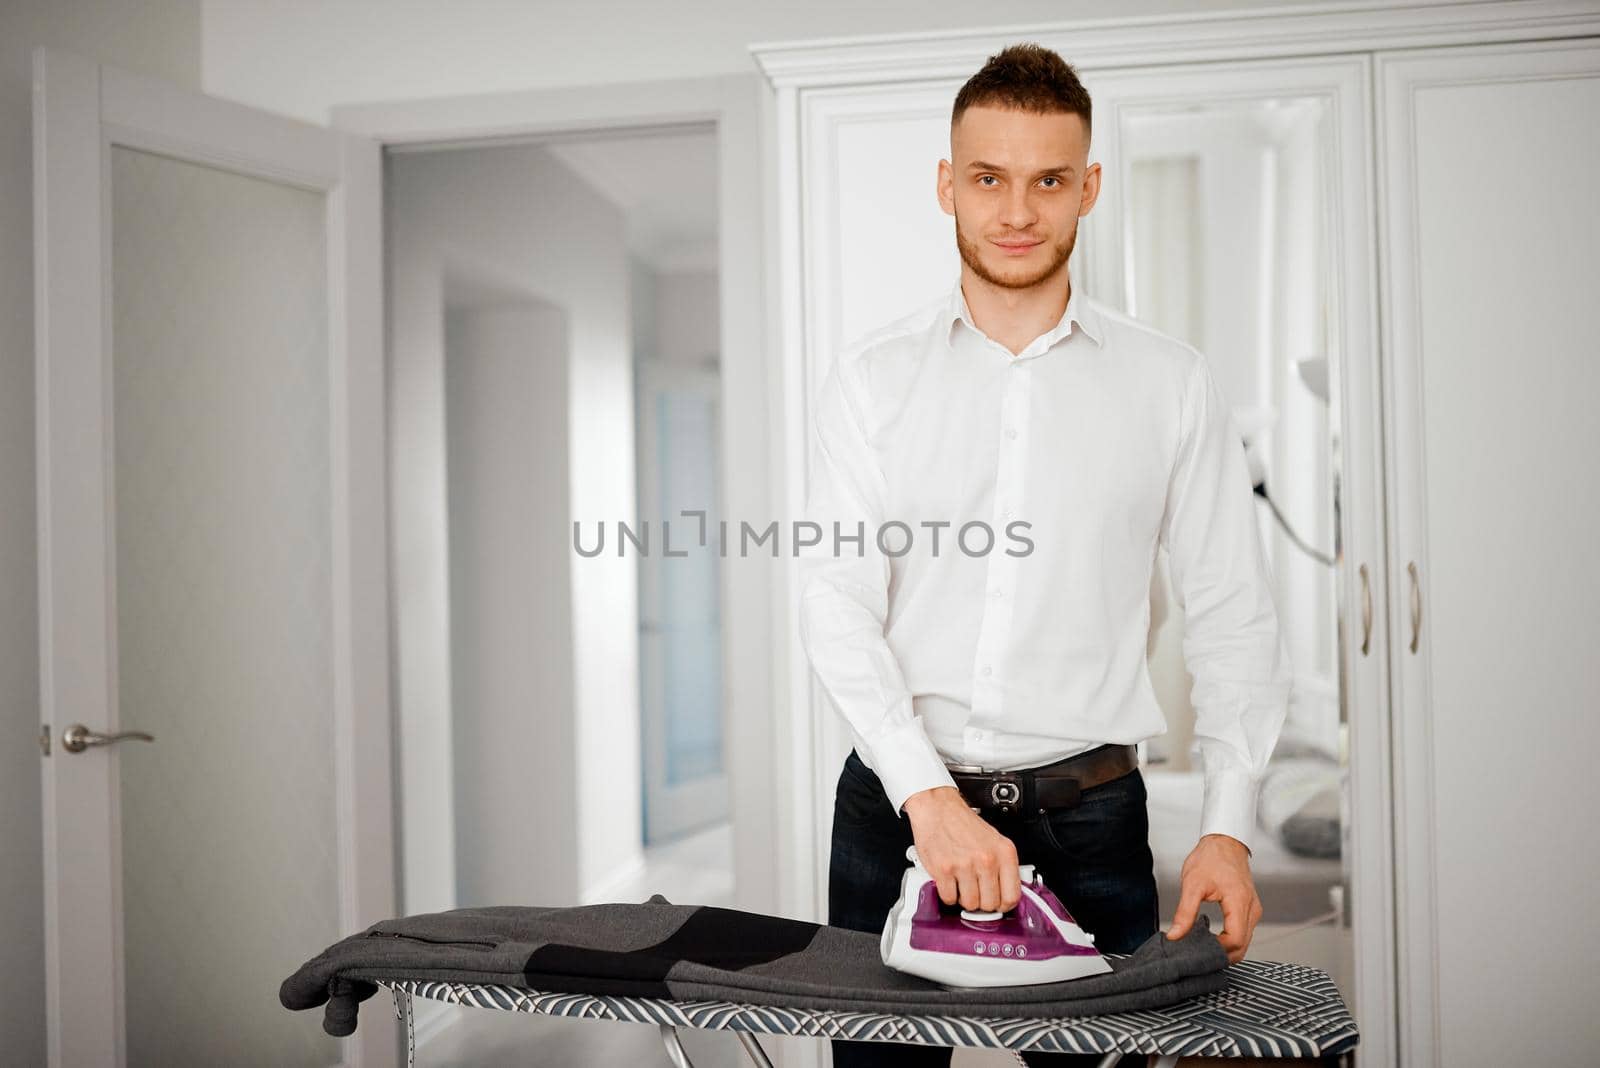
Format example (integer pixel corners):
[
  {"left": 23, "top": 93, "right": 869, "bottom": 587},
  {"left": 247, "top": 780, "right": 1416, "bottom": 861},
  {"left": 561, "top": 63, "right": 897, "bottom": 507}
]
[{"left": 755, "top": 4, "right": 1600, "bottom": 1066}]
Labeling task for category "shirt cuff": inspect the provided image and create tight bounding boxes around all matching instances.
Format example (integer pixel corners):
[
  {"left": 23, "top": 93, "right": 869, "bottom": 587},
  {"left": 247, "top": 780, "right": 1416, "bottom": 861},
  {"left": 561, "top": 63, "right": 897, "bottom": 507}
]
[
  {"left": 1199, "top": 767, "right": 1259, "bottom": 856},
  {"left": 862, "top": 718, "right": 957, "bottom": 817}
]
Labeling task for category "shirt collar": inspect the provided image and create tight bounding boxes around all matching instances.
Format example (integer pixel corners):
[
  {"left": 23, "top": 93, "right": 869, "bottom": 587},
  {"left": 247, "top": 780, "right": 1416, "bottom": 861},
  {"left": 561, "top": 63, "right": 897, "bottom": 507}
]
[{"left": 945, "top": 274, "right": 1105, "bottom": 356}]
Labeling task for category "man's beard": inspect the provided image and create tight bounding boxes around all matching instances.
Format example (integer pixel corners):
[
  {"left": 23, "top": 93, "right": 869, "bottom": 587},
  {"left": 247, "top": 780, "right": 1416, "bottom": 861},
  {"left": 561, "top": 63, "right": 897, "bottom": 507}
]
[{"left": 954, "top": 208, "right": 1077, "bottom": 290}]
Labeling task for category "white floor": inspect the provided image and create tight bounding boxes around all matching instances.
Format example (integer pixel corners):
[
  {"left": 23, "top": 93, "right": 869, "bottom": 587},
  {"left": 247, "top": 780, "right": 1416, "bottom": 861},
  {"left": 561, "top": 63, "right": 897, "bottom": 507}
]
[{"left": 615, "top": 819, "right": 737, "bottom": 909}]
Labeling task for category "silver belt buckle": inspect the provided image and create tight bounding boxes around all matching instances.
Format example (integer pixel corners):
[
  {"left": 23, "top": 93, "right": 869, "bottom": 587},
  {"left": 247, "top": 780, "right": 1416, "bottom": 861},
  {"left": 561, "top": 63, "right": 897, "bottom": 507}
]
[{"left": 987, "top": 773, "right": 1023, "bottom": 814}]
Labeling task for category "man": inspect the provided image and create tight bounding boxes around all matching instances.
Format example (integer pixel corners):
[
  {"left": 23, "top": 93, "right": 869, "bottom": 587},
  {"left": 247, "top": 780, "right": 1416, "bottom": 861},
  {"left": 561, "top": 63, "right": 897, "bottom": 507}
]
[{"left": 797, "top": 43, "right": 1292, "bottom": 1068}]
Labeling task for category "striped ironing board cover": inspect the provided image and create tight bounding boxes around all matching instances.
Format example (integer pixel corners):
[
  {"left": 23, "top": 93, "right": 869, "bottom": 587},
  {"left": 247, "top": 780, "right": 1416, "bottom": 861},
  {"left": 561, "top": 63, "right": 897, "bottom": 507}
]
[{"left": 378, "top": 957, "right": 1358, "bottom": 1062}]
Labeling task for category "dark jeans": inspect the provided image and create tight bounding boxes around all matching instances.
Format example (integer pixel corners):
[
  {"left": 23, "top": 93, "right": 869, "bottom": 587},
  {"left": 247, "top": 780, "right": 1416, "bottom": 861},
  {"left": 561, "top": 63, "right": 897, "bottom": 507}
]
[{"left": 827, "top": 748, "right": 1159, "bottom": 1068}]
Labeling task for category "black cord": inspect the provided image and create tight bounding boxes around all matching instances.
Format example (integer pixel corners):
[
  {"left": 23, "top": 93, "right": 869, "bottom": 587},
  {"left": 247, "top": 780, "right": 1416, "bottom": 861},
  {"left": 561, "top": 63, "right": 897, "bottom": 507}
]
[{"left": 1254, "top": 484, "right": 1335, "bottom": 568}]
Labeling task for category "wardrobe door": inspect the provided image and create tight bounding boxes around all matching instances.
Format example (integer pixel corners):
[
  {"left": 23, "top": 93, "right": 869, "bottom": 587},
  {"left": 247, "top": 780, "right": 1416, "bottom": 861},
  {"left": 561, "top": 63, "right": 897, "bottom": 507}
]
[
  {"left": 1378, "top": 39, "right": 1600, "bottom": 1068},
  {"left": 1078, "top": 58, "right": 1389, "bottom": 1059}
]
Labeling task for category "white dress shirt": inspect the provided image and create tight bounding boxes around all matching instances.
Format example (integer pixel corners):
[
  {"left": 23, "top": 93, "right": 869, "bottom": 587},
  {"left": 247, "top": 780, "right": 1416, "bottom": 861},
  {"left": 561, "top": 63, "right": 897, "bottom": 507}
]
[{"left": 797, "top": 273, "right": 1292, "bottom": 852}]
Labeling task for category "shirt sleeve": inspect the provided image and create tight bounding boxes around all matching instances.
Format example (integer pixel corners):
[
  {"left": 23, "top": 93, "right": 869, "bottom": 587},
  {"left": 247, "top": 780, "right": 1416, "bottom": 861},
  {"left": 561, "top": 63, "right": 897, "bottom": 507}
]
[
  {"left": 797, "top": 353, "right": 956, "bottom": 817},
  {"left": 1159, "top": 352, "right": 1294, "bottom": 856}
]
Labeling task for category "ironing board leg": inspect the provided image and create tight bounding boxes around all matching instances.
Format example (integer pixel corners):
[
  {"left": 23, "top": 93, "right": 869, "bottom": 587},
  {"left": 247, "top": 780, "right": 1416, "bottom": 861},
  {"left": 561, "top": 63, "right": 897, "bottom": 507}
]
[
  {"left": 391, "top": 987, "right": 416, "bottom": 1068},
  {"left": 735, "top": 1031, "right": 775, "bottom": 1067},
  {"left": 658, "top": 1023, "right": 697, "bottom": 1068}
]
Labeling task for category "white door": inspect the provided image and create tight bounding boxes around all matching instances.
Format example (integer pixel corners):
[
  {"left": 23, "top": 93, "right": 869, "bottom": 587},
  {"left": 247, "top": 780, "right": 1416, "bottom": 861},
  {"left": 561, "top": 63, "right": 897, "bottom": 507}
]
[
  {"left": 32, "top": 48, "right": 396, "bottom": 1067},
  {"left": 1379, "top": 38, "right": 1600, "bottom": 1068}
]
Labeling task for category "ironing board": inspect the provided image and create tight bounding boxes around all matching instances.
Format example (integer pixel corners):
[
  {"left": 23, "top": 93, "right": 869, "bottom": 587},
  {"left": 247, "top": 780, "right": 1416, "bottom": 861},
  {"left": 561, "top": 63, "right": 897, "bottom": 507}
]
[{"left": 378, "top": 957, "right": 1358, "bottom": 1067}]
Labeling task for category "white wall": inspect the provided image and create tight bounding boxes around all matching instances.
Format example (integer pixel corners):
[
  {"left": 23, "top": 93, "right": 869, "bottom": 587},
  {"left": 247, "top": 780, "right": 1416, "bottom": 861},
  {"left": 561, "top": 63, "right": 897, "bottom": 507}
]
[
  {"left": 630, "top": 258, "right": 658, "bottom": 362},
  {"left": 198, "top": 0, "right": 1341, "bottom": 126},
  {"left": 632, "top": 267, "right": 721, "bottom": 371},
  {"left": 653, "top": 269, "right": 721, "bottom": 367},
  {"left": 444, "top": 302, "right": 579, "bottom": 907},
  {"left": 0, "top": 3, "right": 201, "bottom": 1060},
  {"left": 388, "top": 142, "right": 640, "bottom": 913}
]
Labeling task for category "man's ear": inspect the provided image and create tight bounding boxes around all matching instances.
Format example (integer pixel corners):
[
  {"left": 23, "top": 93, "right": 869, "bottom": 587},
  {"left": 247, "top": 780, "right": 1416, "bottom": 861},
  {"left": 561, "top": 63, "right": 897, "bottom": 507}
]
[
  {"left": 936, "top": 158, "right": 955, "bottom": 217},
  {"left": 1078, "top": 160, "right": 1103, "bottom": 218}
]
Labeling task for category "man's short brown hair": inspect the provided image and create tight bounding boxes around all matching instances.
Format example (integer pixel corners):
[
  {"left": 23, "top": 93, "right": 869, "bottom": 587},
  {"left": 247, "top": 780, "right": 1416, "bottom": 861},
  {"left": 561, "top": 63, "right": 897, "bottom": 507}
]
[{"left": 952, "top": 43, "right": 1092, "bottom": 135}]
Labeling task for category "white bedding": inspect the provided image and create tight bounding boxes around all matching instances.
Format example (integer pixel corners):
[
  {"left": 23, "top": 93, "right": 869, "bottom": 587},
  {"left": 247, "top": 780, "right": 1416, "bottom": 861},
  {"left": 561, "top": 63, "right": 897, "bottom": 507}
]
[{"left": 1143, "top": 769, "right": 1343, "bottom": 923}]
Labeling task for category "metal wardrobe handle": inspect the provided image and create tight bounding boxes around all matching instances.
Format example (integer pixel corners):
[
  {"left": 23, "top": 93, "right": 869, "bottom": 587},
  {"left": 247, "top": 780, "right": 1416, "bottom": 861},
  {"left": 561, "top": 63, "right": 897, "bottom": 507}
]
[
  {"left": 1359, "top": 563, "right": 1372, "bottom": 657},
  {"left": 60, "top": 724, "right": 155, "bottom": 754},
  {"left": 1408, "top": 561, "right": 1422, "bottom": 654}
]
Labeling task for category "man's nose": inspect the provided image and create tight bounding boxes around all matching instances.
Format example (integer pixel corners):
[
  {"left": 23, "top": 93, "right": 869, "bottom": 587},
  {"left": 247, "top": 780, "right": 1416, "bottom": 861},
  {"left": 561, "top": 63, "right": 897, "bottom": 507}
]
[{"left": 998, "top": 187, "right": 1037, "bottom": 228}]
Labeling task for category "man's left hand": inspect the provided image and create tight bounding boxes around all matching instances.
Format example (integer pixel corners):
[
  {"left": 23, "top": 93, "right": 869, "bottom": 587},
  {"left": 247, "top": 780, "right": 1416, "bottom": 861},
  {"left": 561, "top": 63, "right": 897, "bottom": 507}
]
[{"left": 1165, "top": 833, "right": 1261, "bottom": 964}]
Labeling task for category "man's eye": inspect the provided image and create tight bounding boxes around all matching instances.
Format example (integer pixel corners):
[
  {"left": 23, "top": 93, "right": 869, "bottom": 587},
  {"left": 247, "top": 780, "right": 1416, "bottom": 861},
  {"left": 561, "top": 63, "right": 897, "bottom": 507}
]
[
  {"left": 978, "top": 175, "right": 997, "bottom": 186},
  {"left": 1040, "top": 176, "right": 1060, "bottom": 188}
]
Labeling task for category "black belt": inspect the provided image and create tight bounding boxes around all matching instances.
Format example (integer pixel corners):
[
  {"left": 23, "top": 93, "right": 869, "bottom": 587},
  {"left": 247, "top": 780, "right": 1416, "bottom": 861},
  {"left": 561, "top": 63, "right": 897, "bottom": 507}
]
[{"left": 945, "top": 743, "right": 1139, "bottom": 817}]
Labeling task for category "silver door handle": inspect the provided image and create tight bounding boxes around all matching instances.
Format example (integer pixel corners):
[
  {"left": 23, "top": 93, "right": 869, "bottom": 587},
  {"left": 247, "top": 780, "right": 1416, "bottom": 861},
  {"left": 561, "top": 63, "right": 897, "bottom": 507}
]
[{"left": 60, "top": 723, "right": 155, "bottom": 754}]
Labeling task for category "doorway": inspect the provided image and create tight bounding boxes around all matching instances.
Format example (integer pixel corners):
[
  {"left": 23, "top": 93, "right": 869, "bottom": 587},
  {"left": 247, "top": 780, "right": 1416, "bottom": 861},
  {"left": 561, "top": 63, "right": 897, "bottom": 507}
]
[
  {"left": 338, "top": 73, "right": 775, "bottom": 1063},
  {"left": 386, "top": 120, "right": 732, "bottom": 918}
]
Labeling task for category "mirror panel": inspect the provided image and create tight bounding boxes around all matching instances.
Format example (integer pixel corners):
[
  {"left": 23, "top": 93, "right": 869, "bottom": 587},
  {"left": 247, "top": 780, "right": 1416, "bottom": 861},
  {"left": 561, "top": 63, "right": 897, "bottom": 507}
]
[{"left": 1113, "top": 90, "right": 1350, "bottom": 993}]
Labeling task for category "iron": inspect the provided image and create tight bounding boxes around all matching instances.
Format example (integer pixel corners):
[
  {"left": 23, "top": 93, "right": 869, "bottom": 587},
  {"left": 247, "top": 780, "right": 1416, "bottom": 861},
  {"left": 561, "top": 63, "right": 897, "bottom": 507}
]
[{"left": 881, "top": 845, "right": 1114, "bottom": 987}]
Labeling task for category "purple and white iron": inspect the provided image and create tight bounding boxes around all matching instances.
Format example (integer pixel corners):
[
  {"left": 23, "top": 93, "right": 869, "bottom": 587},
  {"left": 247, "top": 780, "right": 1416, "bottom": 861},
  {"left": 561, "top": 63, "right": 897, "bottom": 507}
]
[{"left": 881, "top": 845, "right": 1113, "bottom": 987}]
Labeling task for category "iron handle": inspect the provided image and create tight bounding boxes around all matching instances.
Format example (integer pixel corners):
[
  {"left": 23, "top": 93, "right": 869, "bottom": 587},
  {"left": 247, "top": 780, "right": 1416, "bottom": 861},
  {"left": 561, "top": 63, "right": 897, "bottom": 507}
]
[
  {"left": 1359, "top": 563, "right": 1372, "bottom": 657},
  {"left": 1408, "top": 561, "right": 1422, "bottom": 654},
  {"left": 60, "top": 723, "right": 155, "bottom": 754}
]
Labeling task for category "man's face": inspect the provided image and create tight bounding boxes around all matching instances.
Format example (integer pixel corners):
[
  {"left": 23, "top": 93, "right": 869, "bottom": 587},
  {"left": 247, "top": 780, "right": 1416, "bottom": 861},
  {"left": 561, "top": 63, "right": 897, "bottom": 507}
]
[{"left": 938, "top": 106, "right": 1101, "bottom": 291}]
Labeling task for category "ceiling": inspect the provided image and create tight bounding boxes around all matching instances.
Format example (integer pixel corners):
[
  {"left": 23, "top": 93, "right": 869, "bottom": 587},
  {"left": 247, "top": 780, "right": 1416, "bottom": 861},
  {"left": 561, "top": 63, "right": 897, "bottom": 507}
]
[{"left": 545, "top": 125, "right": 719, "bottom": 274}]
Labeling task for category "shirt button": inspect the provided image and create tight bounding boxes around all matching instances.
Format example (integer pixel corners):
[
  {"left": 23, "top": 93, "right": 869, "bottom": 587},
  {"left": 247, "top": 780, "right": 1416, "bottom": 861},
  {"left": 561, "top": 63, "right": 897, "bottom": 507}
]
[
  {"left": 981, "top": 665, "right": 993, "bottom": 677},
  {"left": 1006, "top": 428, "right": 1018, "bottom": 440}
]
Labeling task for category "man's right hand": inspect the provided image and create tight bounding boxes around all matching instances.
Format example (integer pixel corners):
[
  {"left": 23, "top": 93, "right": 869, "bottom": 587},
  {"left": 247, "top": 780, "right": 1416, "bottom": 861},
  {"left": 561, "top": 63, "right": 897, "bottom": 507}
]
[{"left": 901, "top": 786, "right": 1022, "bottom": 914}]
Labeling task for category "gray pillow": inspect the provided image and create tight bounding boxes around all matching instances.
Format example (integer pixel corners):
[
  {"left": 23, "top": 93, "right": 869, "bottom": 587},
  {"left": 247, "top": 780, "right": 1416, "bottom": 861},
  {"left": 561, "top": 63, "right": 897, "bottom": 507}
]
[
  {"left": 1256, "top": 757, "right": 1343, "bottom": 860},
  {"left": 1280, "top": 785, "right": 1341, "bottom": 859}
]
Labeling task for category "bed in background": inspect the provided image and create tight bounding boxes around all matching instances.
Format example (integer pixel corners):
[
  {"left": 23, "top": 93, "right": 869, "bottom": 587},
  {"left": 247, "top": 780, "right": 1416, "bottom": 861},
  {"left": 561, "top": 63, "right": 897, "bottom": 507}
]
[{"left": 1144, "top": 766, "right": 1344, "bottom": 925}]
